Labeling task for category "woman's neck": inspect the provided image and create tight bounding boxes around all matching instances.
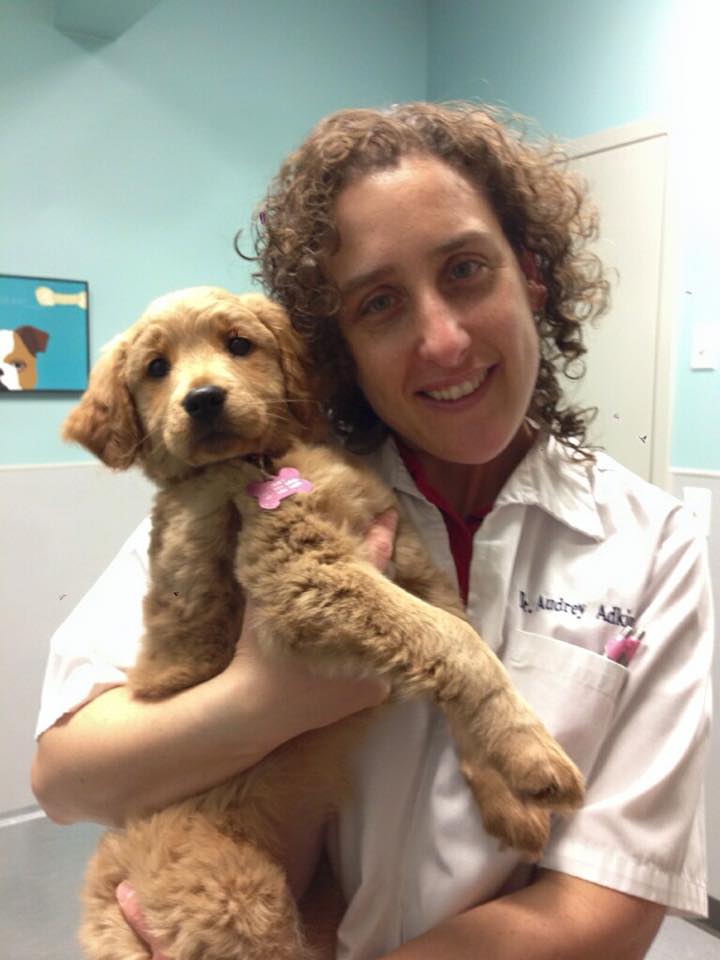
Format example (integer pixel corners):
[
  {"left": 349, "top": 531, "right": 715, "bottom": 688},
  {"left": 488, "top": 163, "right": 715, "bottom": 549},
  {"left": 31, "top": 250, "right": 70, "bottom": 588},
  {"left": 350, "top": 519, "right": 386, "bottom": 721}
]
[{"left": 401, "top": 424, "right": 536, "bottom": 520}]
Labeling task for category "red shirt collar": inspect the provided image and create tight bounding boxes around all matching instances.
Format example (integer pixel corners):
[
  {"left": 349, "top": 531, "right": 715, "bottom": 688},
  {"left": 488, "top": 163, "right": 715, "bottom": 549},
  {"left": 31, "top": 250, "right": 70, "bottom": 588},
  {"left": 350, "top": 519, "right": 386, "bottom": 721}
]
[{"left": 396, "top": 441, "right": 492, "bottom": 605}]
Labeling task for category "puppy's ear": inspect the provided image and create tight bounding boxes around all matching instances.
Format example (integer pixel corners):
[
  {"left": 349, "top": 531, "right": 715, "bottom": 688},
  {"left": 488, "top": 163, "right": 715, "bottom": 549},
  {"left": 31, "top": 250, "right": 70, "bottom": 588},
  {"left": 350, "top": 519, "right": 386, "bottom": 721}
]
[
  {"left": 62, "top": 337, "right": 141, "bottom": 469},
  {"left": 243, "top": 295, "right": 325, "bottom": 437}
]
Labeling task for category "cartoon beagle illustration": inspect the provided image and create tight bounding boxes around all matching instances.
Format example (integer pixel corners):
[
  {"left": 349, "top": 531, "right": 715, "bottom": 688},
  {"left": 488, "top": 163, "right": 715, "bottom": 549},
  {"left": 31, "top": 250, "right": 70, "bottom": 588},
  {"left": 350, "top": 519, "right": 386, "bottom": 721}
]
[{"left": 0, "top": 325, "right": 50, "bottom": 390}]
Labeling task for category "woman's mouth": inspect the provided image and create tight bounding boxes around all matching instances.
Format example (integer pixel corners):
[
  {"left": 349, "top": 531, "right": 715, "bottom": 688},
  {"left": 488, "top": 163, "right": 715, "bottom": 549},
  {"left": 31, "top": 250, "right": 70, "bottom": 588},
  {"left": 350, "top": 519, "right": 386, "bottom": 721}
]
[{"left": 419, "top": 368, "right": 493, "bottom": 403}]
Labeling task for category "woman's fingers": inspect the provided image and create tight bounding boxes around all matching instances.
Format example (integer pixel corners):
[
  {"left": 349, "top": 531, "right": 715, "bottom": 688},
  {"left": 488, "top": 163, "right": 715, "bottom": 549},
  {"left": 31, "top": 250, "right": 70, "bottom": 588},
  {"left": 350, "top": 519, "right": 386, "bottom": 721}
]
[
  {"left": 116, "top": 881, "right": 170, "bottom": 960},
  {"left": 362, "top": 508, "right": 399, "bottom": 572}
]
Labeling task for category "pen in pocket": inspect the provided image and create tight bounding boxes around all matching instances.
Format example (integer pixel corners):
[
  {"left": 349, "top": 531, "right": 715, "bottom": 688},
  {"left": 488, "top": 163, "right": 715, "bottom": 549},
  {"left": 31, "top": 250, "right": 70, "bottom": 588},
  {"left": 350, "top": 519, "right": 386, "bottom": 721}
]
[{"left": 605, "top": 624, "right": 645, "bottom": 667}]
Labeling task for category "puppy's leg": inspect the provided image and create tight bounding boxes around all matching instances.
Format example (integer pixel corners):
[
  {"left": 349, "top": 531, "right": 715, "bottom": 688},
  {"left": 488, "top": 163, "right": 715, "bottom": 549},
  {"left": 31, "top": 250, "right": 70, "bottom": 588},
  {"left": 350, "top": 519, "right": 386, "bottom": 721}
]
[
  {"left": 240, "top": 509, "right": 582, "bottom": 854},
  {"left": 82, "top": 808, "right": 316, "bottom": 960},
  {"left": 319, "top": 568, "right": 581, "bottom": 850},
  {"left": 391, "top": 519, "right": 584, "bottom": 816},
  {"left": 130, "top": 490, "right": 244, "bottom": 699}
]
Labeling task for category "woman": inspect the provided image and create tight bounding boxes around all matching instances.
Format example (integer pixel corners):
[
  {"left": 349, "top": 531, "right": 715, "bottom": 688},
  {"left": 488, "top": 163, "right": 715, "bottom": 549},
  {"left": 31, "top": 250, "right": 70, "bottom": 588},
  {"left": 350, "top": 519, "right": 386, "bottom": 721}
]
[{"left": 32, "top": 103, "right": 712, "bottom": 959}]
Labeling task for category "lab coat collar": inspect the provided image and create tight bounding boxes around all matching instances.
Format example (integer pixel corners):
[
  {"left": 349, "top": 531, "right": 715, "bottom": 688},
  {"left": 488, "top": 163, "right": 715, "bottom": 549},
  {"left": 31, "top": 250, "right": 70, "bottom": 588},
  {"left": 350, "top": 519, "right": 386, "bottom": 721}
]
[{"left": 374, "top": 432, "right": 606, "bottom": 542}]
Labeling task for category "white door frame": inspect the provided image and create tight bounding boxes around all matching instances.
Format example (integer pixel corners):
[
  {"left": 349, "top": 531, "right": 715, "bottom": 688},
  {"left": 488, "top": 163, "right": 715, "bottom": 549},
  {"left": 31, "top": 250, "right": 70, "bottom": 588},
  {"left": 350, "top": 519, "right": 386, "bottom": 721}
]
[{"left": 567, "top": 120, "right": 675, "bottom": 492}]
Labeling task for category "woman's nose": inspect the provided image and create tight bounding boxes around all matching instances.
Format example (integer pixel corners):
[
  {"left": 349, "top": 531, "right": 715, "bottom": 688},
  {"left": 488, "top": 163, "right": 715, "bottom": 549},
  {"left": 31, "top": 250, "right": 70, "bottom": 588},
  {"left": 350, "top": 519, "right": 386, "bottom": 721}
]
[{"left": 415, "top": 295, "right": 471, "bottom": 367}]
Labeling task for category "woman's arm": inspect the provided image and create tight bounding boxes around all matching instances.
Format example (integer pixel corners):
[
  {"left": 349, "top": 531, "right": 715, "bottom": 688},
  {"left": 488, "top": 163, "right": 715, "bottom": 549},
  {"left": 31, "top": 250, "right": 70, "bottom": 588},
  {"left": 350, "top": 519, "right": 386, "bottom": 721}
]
[
  {"left": 381, "top": 869, "right": 665, "bottom": 960},
  {"left": 31, "top": 609, "right": 388, "bottom": 827},
  {"left": 31, "top": 511, "right": 397, "bottom": 829}
]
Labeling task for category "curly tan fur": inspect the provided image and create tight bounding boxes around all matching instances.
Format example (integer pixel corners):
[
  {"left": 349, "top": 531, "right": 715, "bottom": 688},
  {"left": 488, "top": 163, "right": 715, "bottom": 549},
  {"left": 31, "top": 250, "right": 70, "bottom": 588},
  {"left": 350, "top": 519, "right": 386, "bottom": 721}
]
[{"left": 63, "top": 287, "right": 584, "bottom": 960}]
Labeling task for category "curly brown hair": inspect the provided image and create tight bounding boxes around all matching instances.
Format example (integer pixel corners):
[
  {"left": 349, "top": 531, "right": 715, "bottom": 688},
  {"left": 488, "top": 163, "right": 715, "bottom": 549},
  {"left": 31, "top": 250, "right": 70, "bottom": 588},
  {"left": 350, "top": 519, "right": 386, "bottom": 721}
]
[{"left": 251, "top": 101, "right": 608, "bottom": 454}]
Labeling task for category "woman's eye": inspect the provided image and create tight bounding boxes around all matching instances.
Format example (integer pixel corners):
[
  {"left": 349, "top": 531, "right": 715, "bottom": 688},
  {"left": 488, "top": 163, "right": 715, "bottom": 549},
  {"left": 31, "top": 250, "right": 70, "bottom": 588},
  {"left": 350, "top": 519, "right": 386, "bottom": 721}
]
[
  {"left": 147, "top": 357, "right": 169, "bottom": 378},
  {"left": 448, "top": 259, "right": 484, "bottom": 281},
  {"left": 360, "top": 292, "right": 395, "bottom": 317},
  {"left": 228, "top": 336, "right": 253, "bottom": 356}
]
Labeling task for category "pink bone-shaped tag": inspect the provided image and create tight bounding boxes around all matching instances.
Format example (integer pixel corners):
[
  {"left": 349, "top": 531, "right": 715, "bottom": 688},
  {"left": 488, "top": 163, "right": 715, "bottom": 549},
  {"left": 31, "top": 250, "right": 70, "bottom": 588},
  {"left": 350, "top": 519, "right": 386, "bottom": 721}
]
[{"left": 246, "top": 467, "right": 313, "bottom": 510}]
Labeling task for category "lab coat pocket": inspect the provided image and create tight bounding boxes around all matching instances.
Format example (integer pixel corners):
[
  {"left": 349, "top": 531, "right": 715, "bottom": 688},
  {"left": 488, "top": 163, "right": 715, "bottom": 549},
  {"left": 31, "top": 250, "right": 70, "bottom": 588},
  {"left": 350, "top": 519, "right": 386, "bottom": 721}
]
[{"left": 504, "top": 630, "right": 628, "bottom": 778}]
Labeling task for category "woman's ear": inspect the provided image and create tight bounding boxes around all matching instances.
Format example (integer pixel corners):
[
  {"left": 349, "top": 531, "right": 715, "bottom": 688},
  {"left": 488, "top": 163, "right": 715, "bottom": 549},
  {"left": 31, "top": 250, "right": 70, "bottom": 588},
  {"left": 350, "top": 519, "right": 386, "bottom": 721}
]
[
  {"left": 518, "top": 248, "right": 547, "bottom": 312},
  {"left": 527, "top": 279, "right": 547, "bottom": 313},
  {"left": 62, "top": 336, "right": 142, "bottom": 469}
]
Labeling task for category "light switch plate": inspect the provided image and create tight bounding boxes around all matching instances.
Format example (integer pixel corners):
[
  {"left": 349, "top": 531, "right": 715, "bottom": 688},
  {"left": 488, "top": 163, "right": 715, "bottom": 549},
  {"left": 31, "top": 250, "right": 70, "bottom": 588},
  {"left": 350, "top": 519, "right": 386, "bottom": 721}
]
[
  {"left": 690, "top": 322, "right": 719, "bottom": 370},
  {"left": 682, "top": 486, "right": 712, "bottom": 537}
]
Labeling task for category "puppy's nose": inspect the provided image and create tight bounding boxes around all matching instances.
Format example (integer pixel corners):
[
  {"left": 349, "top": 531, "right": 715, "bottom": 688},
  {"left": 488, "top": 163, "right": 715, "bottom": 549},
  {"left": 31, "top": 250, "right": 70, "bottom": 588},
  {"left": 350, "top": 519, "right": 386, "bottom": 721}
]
[{"left": 182, "top": 385, "right": 226, "bottom": 419}]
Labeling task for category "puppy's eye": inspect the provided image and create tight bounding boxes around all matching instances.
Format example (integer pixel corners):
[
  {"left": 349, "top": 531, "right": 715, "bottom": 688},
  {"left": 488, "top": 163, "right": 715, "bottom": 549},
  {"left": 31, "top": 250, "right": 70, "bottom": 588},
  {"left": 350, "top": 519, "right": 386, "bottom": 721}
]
[
  {"left": 228, "top": 336, "right": 253, "bottom": 357},
  {"left": 147, "top": 357, "right": 170, "bottom": 378}
]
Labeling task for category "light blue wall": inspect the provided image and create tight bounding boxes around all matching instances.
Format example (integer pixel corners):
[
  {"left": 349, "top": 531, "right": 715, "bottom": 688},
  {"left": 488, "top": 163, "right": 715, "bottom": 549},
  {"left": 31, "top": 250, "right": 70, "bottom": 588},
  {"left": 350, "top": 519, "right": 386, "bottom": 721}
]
[
  {"left": 4, "top": 0, "right": 717, "bottom": 472},
  {"left": 0, "top": 0, "right": 427, "bottom": 464},
  {"left": 427, "top": 0, "right": 720, "bottom": 473},
  {"left": 428, "top": 0, "right": 674, "bottom": 137}
]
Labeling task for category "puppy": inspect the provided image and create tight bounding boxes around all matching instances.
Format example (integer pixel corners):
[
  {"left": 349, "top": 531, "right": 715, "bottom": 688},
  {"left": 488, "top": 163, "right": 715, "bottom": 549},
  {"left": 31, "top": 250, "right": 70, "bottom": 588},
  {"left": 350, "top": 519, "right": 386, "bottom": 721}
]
[
  {"left": 0, "top": 325, "right": 49, "bottom": 390},
  {"left": 63, "top": 287, "right": 584, "bottom": 960}
]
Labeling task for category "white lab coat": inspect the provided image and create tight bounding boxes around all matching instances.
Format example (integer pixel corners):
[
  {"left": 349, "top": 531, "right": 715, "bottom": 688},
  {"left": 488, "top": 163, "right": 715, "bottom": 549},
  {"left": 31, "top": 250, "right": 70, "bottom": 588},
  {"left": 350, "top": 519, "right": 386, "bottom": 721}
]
[{"left": 35, "top": 435, "right": 713, "bottom": 960}]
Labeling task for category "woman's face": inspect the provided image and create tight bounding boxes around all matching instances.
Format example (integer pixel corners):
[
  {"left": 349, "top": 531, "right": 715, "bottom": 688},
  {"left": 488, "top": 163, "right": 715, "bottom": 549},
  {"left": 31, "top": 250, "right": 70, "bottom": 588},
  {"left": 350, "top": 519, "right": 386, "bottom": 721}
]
[{"left": 326, "top": 155, "right": 545, "bottom": 466}]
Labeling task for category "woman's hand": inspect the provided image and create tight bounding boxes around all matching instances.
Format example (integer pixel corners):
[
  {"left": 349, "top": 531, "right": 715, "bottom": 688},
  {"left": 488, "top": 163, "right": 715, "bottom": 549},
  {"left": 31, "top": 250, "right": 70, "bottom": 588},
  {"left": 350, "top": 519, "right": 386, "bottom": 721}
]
[{"left": 116, "top": 882, "right": 169, "bottom": 960}]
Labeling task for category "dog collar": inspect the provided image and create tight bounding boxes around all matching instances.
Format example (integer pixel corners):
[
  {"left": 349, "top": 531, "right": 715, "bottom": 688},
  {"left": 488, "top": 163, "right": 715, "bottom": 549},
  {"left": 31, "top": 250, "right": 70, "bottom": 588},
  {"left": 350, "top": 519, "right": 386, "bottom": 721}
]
[{"left": 243, "top": 453, "right": 275, "bottom": 474}]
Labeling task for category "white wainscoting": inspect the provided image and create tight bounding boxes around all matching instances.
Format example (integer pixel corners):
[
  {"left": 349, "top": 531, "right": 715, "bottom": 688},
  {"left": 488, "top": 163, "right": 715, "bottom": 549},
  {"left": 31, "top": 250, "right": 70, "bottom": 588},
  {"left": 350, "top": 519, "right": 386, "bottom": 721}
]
[
  {"left": 670, "top": 469, "right": 720, "bottom": 904},
  {"left": 1, "top": 462, "right": 153, "bottom": 814}
]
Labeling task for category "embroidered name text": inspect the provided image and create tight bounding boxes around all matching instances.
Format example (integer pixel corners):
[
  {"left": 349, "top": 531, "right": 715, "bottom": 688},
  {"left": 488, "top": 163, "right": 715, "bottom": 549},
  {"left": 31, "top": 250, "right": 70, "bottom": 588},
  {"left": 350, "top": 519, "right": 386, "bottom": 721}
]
[{"left": 518, "top": 590, "right": 586, "bottom": 620}]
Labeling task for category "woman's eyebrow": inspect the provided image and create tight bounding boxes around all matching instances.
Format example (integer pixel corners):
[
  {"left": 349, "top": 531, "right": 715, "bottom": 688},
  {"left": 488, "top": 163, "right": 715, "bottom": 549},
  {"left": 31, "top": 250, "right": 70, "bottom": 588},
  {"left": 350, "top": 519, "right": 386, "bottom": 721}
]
[
  {"left": 433, "top": 230, "right": 495, "bottom": 256},
  {"left": 339, "top": 266, "right": 394, "bottom": 298}
]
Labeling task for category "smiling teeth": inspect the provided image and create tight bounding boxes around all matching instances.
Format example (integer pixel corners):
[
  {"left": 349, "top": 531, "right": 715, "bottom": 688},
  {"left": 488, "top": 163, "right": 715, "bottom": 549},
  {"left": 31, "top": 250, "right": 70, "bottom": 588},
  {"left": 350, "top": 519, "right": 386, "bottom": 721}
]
[{"left": 425, "top": 371, "right": 487, "bottom": 401}]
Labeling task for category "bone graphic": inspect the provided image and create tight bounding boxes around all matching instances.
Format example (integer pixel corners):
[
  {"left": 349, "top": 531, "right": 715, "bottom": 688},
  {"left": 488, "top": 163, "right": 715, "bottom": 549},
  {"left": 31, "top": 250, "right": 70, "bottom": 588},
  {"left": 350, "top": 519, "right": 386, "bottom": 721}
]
[{"left": 35, "top": 286, "right": 87, "bottom": 309}]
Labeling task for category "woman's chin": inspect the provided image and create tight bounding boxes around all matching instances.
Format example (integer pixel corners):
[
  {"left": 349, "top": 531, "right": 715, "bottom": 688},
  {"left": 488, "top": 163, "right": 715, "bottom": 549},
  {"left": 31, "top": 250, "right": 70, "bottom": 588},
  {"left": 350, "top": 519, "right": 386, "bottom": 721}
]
[{"left": 397, "top": 418, "right": 535, "bottom": 469}]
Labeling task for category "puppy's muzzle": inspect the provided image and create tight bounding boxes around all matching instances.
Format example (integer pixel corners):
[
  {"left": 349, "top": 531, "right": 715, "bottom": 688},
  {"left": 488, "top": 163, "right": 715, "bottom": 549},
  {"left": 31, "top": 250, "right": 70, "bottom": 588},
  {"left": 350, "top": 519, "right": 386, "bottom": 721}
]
[{"left": 183, "top": 385, "right": 226, "bottom": 421}]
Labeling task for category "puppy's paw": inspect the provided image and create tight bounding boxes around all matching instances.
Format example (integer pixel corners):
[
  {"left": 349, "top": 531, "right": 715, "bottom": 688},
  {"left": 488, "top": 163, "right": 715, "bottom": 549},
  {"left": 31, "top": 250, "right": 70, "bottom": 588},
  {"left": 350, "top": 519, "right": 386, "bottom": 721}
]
[
  {"left": 460, "top": 763, "right": 551, "bottom": 860},
  {"left": 128, "top": 661, "right": 201, "bottom": 699},
  {"left": 484, "top": 799, "right": 551, "bottom": 861},
  {"left": 490, "top": 727, "right": 585, "bottom": 813}
]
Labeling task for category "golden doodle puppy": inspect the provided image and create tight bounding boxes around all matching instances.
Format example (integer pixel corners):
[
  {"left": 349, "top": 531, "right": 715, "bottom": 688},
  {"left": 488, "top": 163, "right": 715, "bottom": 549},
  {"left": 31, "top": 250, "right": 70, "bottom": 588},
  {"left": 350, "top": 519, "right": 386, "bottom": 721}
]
[{"left": 63, "top": 287, "right": 584, "bottom": 960}]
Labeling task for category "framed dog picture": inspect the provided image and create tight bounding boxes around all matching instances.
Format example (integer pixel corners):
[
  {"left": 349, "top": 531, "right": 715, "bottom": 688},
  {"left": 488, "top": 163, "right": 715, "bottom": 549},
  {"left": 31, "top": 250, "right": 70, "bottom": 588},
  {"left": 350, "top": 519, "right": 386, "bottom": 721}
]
[{"left": 0, "top": 274, "right": 89, "bottom": 393}]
